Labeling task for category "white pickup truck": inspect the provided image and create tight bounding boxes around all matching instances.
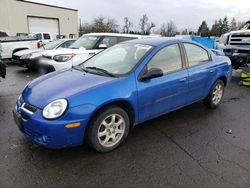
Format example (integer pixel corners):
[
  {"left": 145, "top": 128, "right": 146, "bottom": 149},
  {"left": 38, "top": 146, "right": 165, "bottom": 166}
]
[
  {"left": 0, "top": 32, "right": 53, "bottom": 60},
  {"left": 217, "top": 21, "right": 250, "bottom": 69}
]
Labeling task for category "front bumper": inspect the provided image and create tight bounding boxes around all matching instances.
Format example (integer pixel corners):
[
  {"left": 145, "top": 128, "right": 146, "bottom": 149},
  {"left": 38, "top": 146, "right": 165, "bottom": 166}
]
[
  {"left": 223, "top": 48, "right": 250, "bottom": 69},
  {"left": 13, "top": 100, "right": 90, "bottom": 149},
  {"left": 12, "top": 55, "right": 38, "bottom": 69}
]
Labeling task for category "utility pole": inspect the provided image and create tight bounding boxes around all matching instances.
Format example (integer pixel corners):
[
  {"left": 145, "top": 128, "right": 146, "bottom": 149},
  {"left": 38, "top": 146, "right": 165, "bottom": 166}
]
[{"left": 0, "top": 42, "right": 6, "bottom": 79}]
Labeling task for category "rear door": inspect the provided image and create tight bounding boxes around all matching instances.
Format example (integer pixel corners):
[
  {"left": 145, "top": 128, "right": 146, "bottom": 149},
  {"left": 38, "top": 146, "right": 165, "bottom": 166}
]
[
  {"left": 182, "top": 42, "right": 216, "bottom": 104},
  {"left": 137, "top": 43, "right": 188, "bottom": 121}
]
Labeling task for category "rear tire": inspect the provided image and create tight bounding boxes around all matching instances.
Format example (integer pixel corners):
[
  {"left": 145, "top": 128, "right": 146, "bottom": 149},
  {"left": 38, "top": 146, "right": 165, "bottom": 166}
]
[
  {"left": 203, "top": 80, "right": 225, "bottom": 109},
  {"left": 86, "top": 106, "right": 130, "bottom": 153}
]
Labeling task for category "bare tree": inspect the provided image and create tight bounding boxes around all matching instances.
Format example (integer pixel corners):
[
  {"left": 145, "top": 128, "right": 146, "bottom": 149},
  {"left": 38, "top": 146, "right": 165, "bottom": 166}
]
[
  {"left": 79, "top": 17, "right": 119, "bottom": 35},
  {"left": 167, "top": 21, "right": 177, "bottom": 36},
  {"left": 139, "top": 14, "right": 149, "bottom": 35},
  {"left": 139, "top": 14, "right": 156, "bottom": 35},
  {"left": 106, "top": 18, "right": 119, "bottom": 32},
  {"left": 123, "top": 17, "right": 133, "bottom": 33},
  {"left": 160, "top": 24, "right": 167, "bottom": 36},
  {"left": 146, "top": 22, "right": 156, "bottom": 35}
]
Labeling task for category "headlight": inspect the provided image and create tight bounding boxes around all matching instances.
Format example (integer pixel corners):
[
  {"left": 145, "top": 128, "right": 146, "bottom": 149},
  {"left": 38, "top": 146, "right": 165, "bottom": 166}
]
[
  {"left": 53, "top": 54, "right": 74, "bottom": 62},
  {"left": 20, "top": 54, "right": 32, "bottom": 59},
  {"left": 42, "top": 99, "right": 68, "bottom": 120}
]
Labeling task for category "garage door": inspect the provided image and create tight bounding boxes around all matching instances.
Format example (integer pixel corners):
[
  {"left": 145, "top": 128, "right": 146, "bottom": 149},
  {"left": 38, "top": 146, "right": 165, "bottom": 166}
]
[{"left": 28, "top": 17, "right": 59, "bottom": 39}]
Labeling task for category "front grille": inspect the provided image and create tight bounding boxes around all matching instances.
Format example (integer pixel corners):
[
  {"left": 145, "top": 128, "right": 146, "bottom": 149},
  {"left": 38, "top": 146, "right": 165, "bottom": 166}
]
[{"left": 229, "top": 34, "right": 250, "bottom": 46}]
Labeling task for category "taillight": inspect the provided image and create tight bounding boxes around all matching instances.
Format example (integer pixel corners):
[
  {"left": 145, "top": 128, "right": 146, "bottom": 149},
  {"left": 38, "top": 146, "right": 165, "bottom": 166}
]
[{"left": 37, "top": 41, "right": 41, "bottom": 49}]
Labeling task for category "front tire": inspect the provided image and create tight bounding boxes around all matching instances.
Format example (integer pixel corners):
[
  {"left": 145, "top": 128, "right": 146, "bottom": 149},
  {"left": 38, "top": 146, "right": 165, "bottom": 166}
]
[
  {"left": 86, "top": 106, "right": 130, "bottom": 153},
  {"left": 203, "top": 80, "right": 225, "bottom": 108}
]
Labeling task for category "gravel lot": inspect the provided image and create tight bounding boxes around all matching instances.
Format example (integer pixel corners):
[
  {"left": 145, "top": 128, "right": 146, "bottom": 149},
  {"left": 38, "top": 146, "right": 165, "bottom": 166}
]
[{"left": 0, "top": 64, "right": 250, "bottom": 188}]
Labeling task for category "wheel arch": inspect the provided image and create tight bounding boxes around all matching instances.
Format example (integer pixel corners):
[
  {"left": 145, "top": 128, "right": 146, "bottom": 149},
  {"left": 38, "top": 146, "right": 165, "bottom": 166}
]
[
  {"left": 84, "top": 100, "right": 136, "bottom": 141},
  {"left": 218, "top": 75, "right": 227, "bottom": 86},
  {"left": 12, "top": 48, "right": 29, "bottom": 56}
]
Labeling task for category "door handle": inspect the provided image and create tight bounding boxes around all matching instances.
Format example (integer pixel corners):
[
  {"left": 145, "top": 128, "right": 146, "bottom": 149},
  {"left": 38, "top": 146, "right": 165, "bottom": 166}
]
[
  {"left": 179, "top": 78, "right": 187, "bottom": 82},
  {"left": 209, "top": 70, "right": 215, "bottom": 73}
]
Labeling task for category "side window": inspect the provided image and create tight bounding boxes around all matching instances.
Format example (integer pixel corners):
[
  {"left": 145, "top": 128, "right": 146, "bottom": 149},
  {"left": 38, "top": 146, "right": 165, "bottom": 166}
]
[
  {"left": 99, "top": 36, "right": 118, "bottom": 48},
  {"left": 34, "top": 33, "right": 42, "bottom": 40},
  {"left": 118, "top": 37, "right": 137, "bottom": 43},
  {"left": 43, "top": 33, "right": 51, "bottom": 40},
  {"left": 184, "top": 43, "right": 210, "bottom": 66},
  {"left": 58, "top": 40, "right": 75, "bottom": 48},
  {"left": 147, "top": 44, "right": 183, "bottom": 74}
]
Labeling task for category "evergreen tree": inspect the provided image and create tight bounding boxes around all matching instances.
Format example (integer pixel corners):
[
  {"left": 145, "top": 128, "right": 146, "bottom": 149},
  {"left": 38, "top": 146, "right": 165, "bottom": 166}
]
[
  {"left": 218, "top": 19, "right": 223, "bottom": 35},
  {"left": 230, "top": 17, "right": 237, "bottom": 31},
  {"left": 198, "top": 21, "right": 209, "bottom": 37},
  {"left": 221, "top": 16, "right": 230, "bottom": 34},
  {"left": 210, "top": 20, "right": 221, "bottom": 37}
]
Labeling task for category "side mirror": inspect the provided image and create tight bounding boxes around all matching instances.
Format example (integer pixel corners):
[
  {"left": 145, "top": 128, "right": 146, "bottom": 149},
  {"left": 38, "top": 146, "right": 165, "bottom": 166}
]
[
  {"left": 139, "top": 68, "right": 163, "bottom": 81},
  {"left": 98, "top": 44, "right": 107, "bottom": 49}
]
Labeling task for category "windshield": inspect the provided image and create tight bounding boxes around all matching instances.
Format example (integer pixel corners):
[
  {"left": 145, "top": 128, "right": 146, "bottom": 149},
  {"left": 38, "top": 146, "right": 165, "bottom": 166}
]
[
  {"left": 241, "top": 23, "right": 250, "bottom": 30},
  {"left": 44, "top": 40, "right": 63, "bottom": 50},
  {"left": 80, "top": 43, "right": 153, "bottom": 76},
  {"left": 69, "top": 36, "right": 101, "bottom": 49}
]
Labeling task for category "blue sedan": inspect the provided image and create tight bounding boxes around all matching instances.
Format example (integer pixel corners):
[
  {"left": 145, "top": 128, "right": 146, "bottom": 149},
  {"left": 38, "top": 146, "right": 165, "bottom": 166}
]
[{"left": 13, "top": 38, "right": 232, "bottom": 152}]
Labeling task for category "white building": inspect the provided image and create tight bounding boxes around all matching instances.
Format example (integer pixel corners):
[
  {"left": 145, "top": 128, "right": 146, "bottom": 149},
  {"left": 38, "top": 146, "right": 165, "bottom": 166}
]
[{"left": 0, "top": 0, "right": 78, "bottom": 39}]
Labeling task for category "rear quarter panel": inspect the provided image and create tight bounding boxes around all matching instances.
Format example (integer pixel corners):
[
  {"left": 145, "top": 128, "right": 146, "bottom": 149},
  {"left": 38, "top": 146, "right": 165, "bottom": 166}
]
[
  {"left": 205, "top": 54, "right": 232, "bottom": 95},
  {"left": 1, "top": 40, "right": 38, "bottom": 59}
]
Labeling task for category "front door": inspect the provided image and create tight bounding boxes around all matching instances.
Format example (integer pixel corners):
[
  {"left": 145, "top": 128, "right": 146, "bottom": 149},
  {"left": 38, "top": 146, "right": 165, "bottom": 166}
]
[{"left": 136, "top": 43, "right": 188, "bottom": 122}]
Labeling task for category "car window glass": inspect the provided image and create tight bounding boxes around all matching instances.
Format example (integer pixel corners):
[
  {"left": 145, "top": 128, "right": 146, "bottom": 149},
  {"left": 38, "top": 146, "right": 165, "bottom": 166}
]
[
  {"left": 82, "top": 44, "right": 152, "bottom": 75},
  {"left": 118, "top": 37, "right": 137, "bottom": 43},
  {"left": 184, "top": 43, "right": 210, "bottom": 66},
  {"left": 147, "top": 44, "right": 182, "bottom": 74},
  {"left": 43, "top": 33, "right": 51, "bottom": 40},
  {"left": 69, "top": 36, "right": 100, "bottom": 49},
  {"left": 58, "top": 40, "right": 75, "bottom": 48},
  {"left": 34, "top": 33, "right": 42, "bottom": 40},
  {"left": 99, "top": 37, "right": 118, "bottom": 48},
  {"left": 44, "top": 40, "right": 64, "bottom": 50}
]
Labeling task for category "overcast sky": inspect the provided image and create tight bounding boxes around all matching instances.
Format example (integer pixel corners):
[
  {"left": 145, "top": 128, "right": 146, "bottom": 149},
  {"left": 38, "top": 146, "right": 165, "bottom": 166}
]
[{"left": 29, "top": 0, "right": 250, "bottom": 32}]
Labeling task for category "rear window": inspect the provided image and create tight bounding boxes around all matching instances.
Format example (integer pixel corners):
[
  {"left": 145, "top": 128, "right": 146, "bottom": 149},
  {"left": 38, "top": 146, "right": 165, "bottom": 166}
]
[{"left": 43, "top": 33, "right": 51, "bottom": 40}]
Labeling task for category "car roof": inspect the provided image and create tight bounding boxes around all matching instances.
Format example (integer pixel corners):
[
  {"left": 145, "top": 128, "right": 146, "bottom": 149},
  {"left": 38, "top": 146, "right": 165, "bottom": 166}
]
[
  {"left": 123, "top": 37, "right": 182, "bottom": 46},
  {"left": 82, "top": 33, "right": 144, "bottom": 38}
]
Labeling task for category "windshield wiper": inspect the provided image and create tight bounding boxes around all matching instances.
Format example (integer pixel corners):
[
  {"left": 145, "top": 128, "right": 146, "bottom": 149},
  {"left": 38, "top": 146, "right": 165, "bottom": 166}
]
[
  {"left": 85, "top": 67, "right": 116, "bottom": 77},
  {"left": 73, "top": 65, "right": 90, "bottom": 73}
]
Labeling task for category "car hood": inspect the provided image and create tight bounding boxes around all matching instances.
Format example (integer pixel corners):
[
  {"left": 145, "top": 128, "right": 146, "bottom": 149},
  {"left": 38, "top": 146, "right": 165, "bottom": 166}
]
[
  {"left": 22, "top": 69, "right": 116, "bottom": 109},
  {"left": 43, "top": 48, "right": 99, "bottom": 57},
  {"left": 228, "top": 30, "right": 250, "bottom": 35},
  {"left": 14, "top": 49, "right": 44, "bottom": 57}
]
